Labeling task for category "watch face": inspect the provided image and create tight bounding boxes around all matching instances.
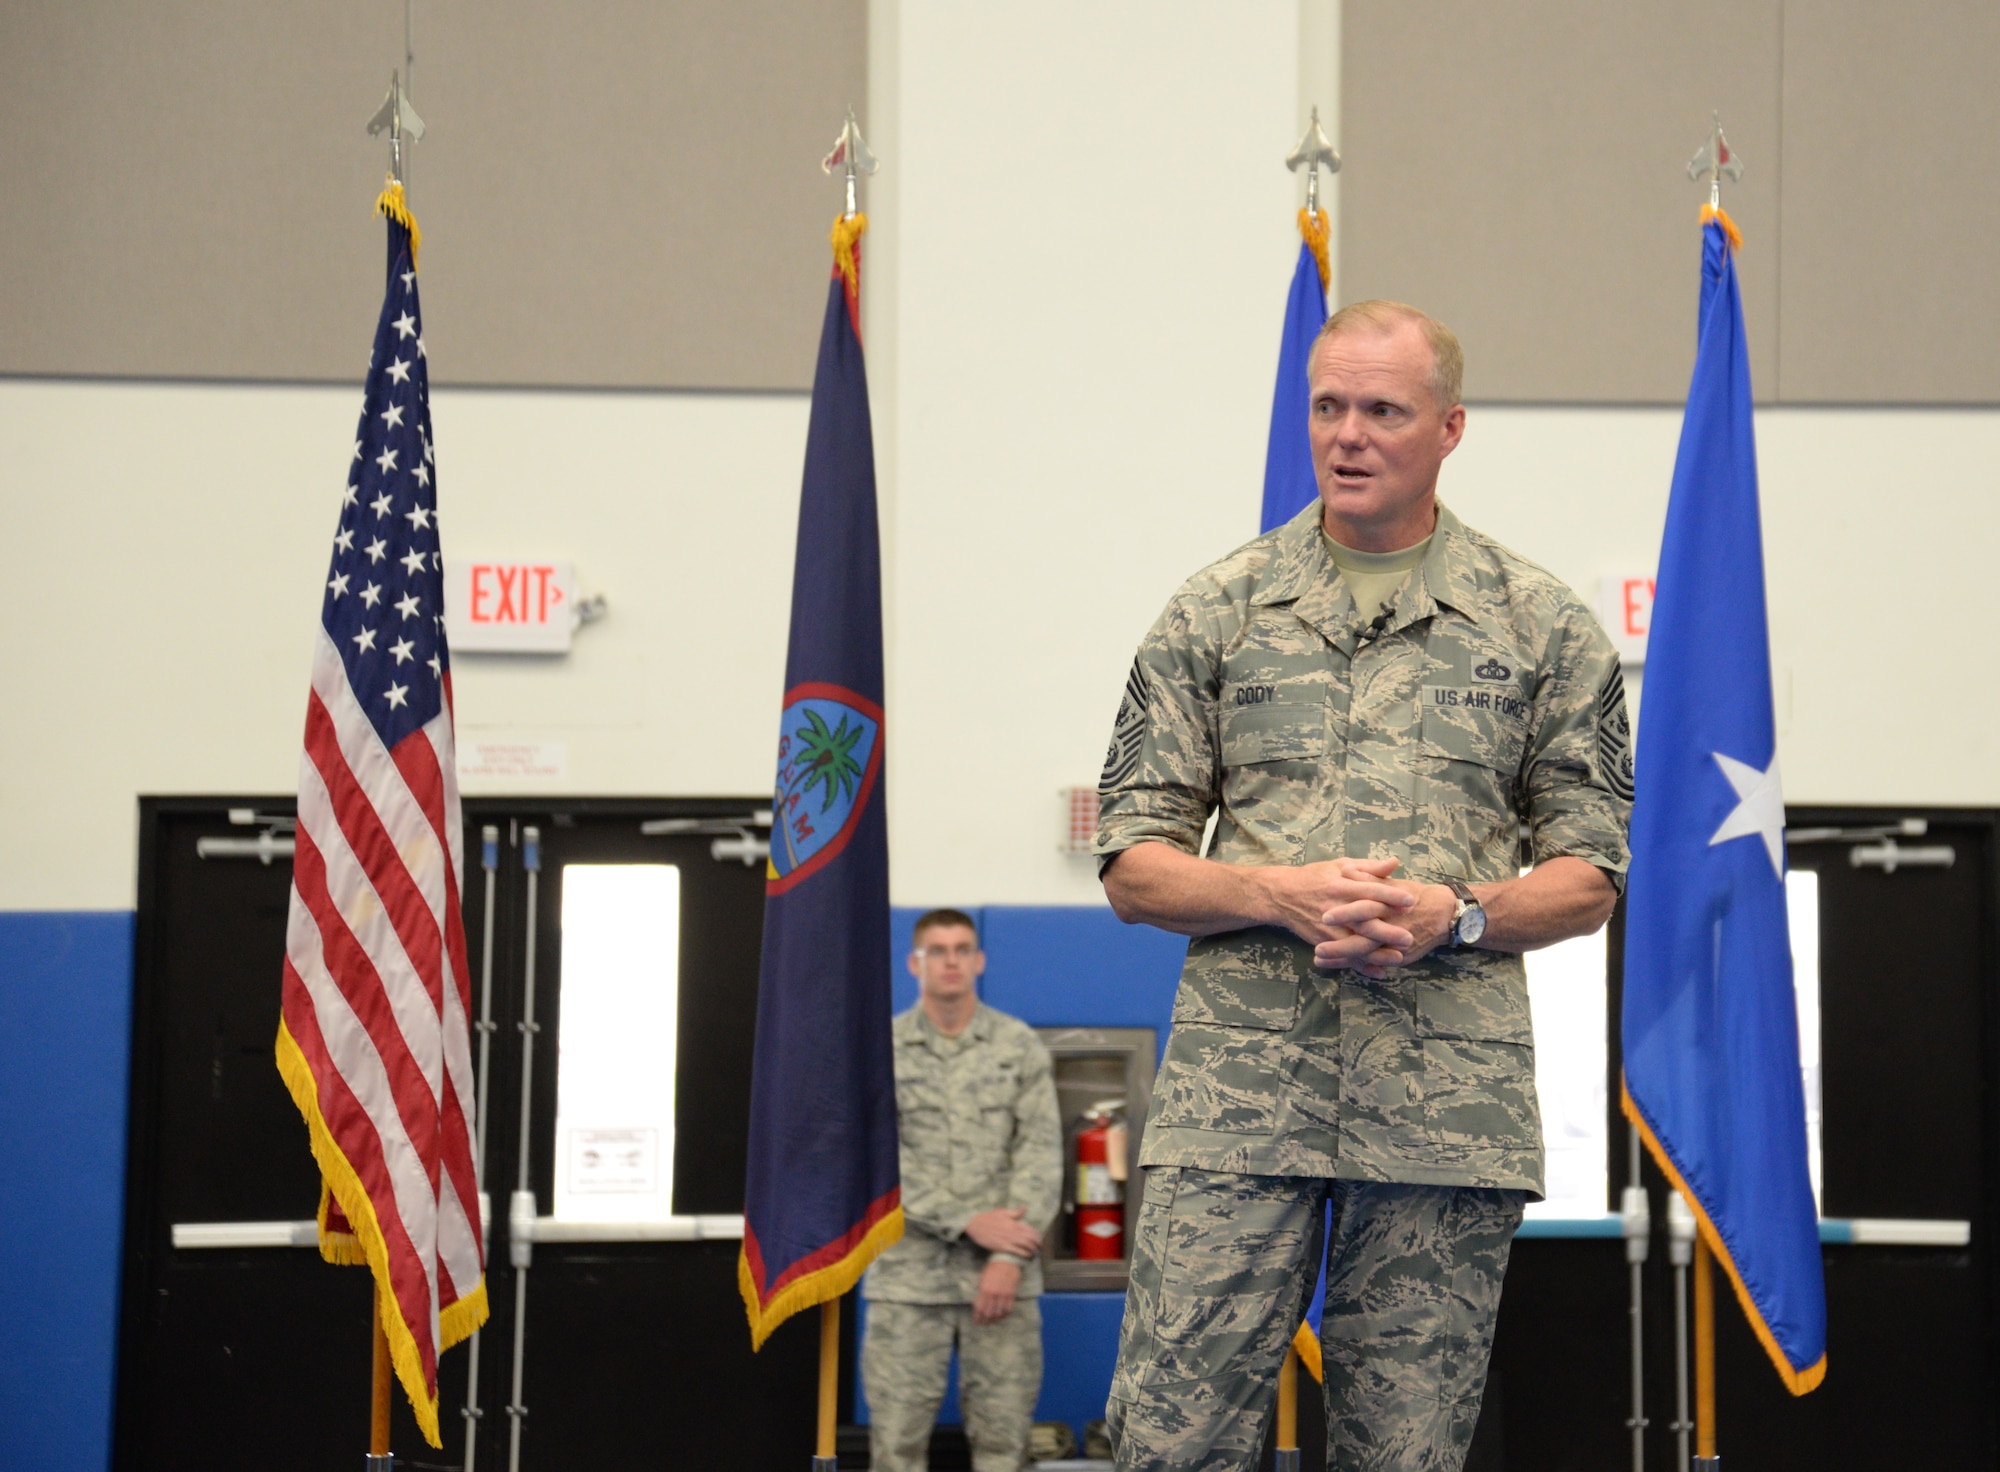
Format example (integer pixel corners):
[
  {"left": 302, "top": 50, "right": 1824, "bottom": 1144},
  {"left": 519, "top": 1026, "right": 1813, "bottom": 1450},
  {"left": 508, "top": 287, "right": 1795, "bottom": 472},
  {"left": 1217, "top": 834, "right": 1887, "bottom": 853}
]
[{"left": 1457, "top": 905, "right": 1488, "bottom": 946}]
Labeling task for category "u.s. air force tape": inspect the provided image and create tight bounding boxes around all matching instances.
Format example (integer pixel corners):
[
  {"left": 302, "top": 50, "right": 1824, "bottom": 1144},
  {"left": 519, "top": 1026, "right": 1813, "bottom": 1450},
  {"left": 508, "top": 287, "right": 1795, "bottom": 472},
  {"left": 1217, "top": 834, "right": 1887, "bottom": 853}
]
[
  {"left": 1100, "top": 659, "right": 1148, "bottom": 792},
  {"left": 1597, "top": 665, "right": 1636, "bottom": 802}
]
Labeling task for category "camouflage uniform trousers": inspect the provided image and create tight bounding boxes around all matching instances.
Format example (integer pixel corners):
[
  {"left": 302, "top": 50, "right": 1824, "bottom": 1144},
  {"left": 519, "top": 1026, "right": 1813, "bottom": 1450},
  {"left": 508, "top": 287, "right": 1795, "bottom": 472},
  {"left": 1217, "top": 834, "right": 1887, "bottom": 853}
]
[
  {"left": 1107, "top": 1169, "right": 1524, "bottom": 1472},
  {"left": 863, "top": 1298, "right": 1044, "bottom": 1472}
]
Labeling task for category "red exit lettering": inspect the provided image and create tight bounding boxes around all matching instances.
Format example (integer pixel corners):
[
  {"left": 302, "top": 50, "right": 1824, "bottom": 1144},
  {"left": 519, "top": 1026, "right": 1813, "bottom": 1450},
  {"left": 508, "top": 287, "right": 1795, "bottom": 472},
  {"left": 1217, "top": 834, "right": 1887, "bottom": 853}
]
[
  {"left": 1620, "top": 577, "right": 1656, "bottom": 639},
  {"left": 466, "top": 564, "right": 566, "bottom": 625}
]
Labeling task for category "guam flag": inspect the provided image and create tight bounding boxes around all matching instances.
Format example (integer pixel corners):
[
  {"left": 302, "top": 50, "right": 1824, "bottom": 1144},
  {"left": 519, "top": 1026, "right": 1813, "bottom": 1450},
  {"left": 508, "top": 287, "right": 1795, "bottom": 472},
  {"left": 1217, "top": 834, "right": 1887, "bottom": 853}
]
[
  {"left": 738, "top": 212, "right": 902, "bottom": 1348},
  {"left": 1622, "top": 208, "right": 1826, "bottom": 1393}
]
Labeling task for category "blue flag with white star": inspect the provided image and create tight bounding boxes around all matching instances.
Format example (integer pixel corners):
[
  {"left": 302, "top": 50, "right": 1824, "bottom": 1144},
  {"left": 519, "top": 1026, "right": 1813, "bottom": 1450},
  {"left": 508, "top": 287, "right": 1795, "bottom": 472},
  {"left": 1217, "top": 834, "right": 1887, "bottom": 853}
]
[{"left": 1622, "top": 213, "right": 1825, "bottom": 1394}]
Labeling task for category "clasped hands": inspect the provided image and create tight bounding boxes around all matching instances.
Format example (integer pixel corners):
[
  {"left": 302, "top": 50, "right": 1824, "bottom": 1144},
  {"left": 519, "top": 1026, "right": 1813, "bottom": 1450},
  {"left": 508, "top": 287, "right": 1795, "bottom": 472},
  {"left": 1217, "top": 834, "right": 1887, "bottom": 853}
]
[
  {"left": 1264, "top": 857, "right": 1458, "bottom": 978},
  {"left": 964, "top": 1206, "right": 1039, "bottom": 1324}
]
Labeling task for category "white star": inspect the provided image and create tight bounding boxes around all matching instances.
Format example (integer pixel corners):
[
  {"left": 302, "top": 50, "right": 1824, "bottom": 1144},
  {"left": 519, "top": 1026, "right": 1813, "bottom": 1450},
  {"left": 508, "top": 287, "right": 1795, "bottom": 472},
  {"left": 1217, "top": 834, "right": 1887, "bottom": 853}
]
[
  {"left": 389, "top": 637, "right": 415, "bottom": 665},
  {"left": 381, "top": 403, "right": 405, "bottom": 430},
  {"left": 432, "top": 552, "right": 442, "bottom": 570},
  {"left": 353, "top": 440, "right": 363, "bottom": 461},
  {"left": 400, "top": 548, "right": 427, "bottom": 576},
  {"left": 405, "top": 503, "right": 432, "bottom": 531},
  {"left": 333, "top": 528, "right": 354, "bottom": 553},
  {"left": 375, "top": 446, "right": 399, "bottom": 473},
  {"left": 395, "top": 592, "right": 421, "bottom": 621},
  {"left": 412, "top": 463, "right": 431, "bottom": 488},
  {"left": 427, "top": 654, "right": 442, "bottom": 678},
  {"left": 401, "top": 270, "right": 416, "bottom": 292},
  {"left": 1709, "top": 751, "right": 1786, "bottom": 880},
  {"left": 352, "top": 627, "right": 378, "bottom": 653},
  {"left": 363, "top": 537, "right": 387, "bottom": 564},
  {"left": 360, "top": 581, "right": 383, "bottom": 608},
  {"left": 416, "top": 334, "right": 427, "bottom": 358},
  {"left": 328, "top": 572, "right": 350, "bottom": 598},
  {"left": 385, "top": 682, "right": 409, "bottom": 709},
  {"left": 386, "top": 356, "right": 412, "bottom": 384},
  {"left": 392, "top": 311, "right": 417, "bottom": 340},
  {"left": 370, "top": 491, "right": 394, "bottom": 519},
  {"left": 342, "top": 482, "right": 359, "bottom": 507}
]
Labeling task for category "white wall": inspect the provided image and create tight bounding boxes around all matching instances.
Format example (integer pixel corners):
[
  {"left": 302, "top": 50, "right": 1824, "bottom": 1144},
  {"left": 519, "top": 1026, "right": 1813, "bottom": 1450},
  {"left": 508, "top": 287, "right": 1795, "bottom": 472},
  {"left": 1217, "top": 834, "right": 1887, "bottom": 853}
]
[
  {"left": 6, "top": 1, "right": 1997, "bottom": 912},
  {"left": 0, "top": 379, "right": 806, "bottom": 909}
]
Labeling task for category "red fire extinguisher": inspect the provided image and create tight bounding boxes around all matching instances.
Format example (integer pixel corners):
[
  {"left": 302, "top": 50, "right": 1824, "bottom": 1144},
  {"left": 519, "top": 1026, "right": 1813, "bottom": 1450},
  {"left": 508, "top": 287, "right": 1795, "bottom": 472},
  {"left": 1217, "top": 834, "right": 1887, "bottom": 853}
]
[{"left": 1074, "top": 1100, "right": 1128, "bottom": 1260}]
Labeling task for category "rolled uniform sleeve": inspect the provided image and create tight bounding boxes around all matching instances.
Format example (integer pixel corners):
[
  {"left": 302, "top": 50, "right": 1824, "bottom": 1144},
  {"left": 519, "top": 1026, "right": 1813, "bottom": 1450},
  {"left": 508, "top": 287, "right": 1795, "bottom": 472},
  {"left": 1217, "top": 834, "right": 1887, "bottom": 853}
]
[
  {"left": 1521, "top": 601, "right": 1635, "bottom": 890},
  {"left": 1094, "top": 589, "right": 1224, "bottom": 869},
  {"left": 989, "top": 1035, "right": 1061, "bottom": 1267}
]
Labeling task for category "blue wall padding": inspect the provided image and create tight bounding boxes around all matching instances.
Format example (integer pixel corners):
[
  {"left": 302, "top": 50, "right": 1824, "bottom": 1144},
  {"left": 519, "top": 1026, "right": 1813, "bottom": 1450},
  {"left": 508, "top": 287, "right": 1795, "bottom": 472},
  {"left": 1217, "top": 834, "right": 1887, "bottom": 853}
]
[
  {"left": 890, "top": 905, "right": 1184, "bottom": 1058},
  {"left": 0, "top": 912, "right": 136, "bottom": 1472},
  {"left": 853, "top": 1290, "right": 1127, "bottom": 1435}
]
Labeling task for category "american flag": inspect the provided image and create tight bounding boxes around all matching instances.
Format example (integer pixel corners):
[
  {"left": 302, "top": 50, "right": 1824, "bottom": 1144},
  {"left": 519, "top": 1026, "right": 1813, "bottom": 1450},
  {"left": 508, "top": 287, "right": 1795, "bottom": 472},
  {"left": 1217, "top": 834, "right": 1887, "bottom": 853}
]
[{"left": 275, "top": 199, "right": 486, "bottom": 1449}]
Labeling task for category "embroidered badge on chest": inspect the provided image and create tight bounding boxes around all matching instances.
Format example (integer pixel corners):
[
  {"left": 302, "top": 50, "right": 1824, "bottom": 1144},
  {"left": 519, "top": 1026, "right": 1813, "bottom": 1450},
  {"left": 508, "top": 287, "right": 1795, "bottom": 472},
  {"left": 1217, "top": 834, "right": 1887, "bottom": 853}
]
[{"left": 1472, "top": 656, "right": 1514, "bottom": 684}]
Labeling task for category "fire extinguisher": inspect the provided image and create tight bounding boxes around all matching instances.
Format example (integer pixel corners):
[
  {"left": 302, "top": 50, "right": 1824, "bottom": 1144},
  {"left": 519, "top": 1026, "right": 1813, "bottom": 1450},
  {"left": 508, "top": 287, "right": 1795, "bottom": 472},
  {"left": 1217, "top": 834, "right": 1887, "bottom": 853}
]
[{"left": 1074, "top": 1099, "right": 1128, "bottom": 1260}]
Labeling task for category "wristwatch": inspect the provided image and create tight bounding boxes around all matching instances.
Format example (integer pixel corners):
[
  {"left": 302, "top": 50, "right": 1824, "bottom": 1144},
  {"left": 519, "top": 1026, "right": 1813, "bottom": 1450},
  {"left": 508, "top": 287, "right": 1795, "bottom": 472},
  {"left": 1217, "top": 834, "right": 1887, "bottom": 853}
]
[{"left": 1445, "top": 878, "right": 1487, "bottom": 949}]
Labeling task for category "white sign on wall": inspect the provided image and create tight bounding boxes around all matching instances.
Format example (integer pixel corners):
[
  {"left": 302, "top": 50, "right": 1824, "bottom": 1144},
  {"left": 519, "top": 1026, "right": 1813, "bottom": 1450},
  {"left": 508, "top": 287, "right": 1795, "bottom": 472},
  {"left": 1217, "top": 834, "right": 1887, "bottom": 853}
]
[
  {"left": 444, "top": 558, "right": 577, "bottom": 653},
  {"left": 458, "top": 739, "right": 569, "bottom": 782},
  {"left": 1598, "top": 573, "right": 1655, "bottom": 666}
]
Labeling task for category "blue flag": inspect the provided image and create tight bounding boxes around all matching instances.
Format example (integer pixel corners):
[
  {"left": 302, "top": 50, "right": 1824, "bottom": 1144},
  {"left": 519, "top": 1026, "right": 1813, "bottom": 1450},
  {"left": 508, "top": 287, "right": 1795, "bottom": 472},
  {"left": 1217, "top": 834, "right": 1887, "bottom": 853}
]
[
  {"left": 739, "top": 221, "right": 902, "bottom": 1349},
  {"left": 1263, "top": 222, "right": 1334, "bottom": 1380},
  {"left": 1622, "top": 214, "right": 1826, "bottom": 1394},
  {"left": 1260, "top": 234, "right": 1329, "bottom": 532}
]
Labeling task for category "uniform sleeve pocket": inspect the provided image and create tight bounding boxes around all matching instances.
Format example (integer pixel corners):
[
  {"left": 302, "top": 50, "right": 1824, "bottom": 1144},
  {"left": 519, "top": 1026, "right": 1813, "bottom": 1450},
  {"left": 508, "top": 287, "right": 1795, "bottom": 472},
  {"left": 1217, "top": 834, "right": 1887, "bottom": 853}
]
[
  {"left": 1220, "top": 700, "right": 1327, "bottom": 765},
  {"left": 1414, "top": 979, "right": 1534, "bottom": 1044}
]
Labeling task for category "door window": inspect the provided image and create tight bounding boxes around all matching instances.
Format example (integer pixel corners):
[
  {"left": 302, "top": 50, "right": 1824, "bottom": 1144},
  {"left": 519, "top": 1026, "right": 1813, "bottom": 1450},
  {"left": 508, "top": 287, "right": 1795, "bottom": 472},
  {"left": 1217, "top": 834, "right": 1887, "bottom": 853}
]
[{"left": 553, "top": 863, "right": 682, "bottom": 1222}]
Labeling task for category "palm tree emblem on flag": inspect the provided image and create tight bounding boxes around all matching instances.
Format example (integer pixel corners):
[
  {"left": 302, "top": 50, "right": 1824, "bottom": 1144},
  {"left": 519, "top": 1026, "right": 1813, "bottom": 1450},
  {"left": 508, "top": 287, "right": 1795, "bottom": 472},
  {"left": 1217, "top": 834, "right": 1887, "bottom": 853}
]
[{"left": 768, "top": 682, "right": 883, "bottom": 892}]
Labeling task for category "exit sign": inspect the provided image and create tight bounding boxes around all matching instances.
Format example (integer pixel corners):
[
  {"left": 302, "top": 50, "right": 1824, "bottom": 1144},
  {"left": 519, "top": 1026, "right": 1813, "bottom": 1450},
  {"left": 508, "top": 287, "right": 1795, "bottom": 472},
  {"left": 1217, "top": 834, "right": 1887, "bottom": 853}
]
[
  {"left": 1598, "top": 573, "right": 1654, "bottom": 666},
  {"left": 444, "top": 559, "right": 577, "bottom": 653}
]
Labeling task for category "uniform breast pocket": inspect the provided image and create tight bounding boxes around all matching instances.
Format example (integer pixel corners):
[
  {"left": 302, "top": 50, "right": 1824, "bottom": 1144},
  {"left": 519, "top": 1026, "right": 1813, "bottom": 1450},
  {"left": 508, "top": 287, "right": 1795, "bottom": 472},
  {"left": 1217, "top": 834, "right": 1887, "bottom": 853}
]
[
  {"left": 1419, "top": 691, "right": 1529, "bottom": 868},
  {"left": 1220, "top": 698, "right": 1328, "bottom": 767},
  {"left": 1219, "top": 698, "right": 1330, "bottom": 840}
]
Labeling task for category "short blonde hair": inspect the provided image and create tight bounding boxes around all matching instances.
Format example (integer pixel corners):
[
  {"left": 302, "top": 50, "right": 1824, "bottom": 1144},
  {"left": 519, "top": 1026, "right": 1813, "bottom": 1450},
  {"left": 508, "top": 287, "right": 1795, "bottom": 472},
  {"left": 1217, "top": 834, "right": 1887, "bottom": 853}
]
[{"left": 1313, "top": 299, "right": 1464, "bottom": 410}]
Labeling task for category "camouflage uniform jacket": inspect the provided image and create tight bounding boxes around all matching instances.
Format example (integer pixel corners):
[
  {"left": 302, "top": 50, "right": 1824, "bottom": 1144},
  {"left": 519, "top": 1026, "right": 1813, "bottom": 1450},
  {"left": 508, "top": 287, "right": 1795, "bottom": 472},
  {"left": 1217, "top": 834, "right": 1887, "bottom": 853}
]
[
  {"left": 1094, "top": 501, "right": 1633, "bottom": 1196},
  {"left": 862, "top": 1003, "right": 1063, "bottom": 1303}
]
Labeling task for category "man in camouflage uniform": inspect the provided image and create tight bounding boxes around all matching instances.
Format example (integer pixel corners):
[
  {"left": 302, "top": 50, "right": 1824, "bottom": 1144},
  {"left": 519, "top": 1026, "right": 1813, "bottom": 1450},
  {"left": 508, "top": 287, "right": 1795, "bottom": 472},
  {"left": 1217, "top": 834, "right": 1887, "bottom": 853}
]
[
  {"left": 862, "top": 909, "right": 1064, "bottom": 1472},
  {"left": 1094, "top": 301, "right": 1633, "bottom": 1471}
]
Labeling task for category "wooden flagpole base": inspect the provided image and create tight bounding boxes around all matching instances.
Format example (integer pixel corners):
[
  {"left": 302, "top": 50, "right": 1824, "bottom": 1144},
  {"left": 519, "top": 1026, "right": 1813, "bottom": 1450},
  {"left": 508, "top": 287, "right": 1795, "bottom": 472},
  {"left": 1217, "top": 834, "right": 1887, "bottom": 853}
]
[
  {"left": 812, "top": 1296, "right": 840, "bottom": 1471},
  {"left": 1274, "top": 1344, "right": 1300, "bottom": 1472},
  {"left": 1694, "top": 1231, "right": 1718, "bottom": 1469},
  {"left": 369, "top": 1286, "right": 394, "bottom": 1469}
]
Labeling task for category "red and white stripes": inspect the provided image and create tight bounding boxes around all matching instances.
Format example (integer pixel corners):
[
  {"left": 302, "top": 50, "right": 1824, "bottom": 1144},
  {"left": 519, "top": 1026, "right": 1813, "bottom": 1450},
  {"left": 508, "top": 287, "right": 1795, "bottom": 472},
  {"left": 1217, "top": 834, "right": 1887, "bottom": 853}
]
[{"left": 278, "top": 628, "right": 485, "bottom": 1444}]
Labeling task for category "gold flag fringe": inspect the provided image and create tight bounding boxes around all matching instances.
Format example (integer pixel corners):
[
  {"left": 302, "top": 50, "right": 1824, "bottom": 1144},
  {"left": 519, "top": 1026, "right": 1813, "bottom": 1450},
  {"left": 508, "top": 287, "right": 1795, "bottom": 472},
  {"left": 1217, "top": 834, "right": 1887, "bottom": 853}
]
[
  {"left": 375, "top": 177, "right": 423, "bottom": 271},
  {"left": 1700, "top": 203, "right": 1743, "bottom": 254},
  {"left": 1298, "top": 207, "right": 1331, "bottom": 292},
  {"left": 738, "top": 1204, "right": 904, "bottom": 1352},
  {"left": 1622, "top": 1079, "right": 1825, "bottom": 1395},
  {"left": 831, "top": 211, "right": 869, "bottom": 295},
  {"left": 276, "top": 1018, "right": 489, "bottom": 1446}
]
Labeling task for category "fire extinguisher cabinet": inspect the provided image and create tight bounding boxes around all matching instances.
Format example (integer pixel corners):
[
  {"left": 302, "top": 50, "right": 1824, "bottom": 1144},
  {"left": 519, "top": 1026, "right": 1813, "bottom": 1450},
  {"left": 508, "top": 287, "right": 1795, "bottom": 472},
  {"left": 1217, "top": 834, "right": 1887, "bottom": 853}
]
[{"left": 1032, "top": 1025, "right": 1158, "bottom": 1292}]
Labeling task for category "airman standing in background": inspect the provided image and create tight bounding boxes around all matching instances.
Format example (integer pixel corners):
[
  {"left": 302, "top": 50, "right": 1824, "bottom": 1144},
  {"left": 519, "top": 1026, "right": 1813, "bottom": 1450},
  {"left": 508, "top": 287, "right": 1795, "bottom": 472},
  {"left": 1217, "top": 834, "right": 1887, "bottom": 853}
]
[{"left": 861, "top": 909, "right": 1063, "bottom": 1472}]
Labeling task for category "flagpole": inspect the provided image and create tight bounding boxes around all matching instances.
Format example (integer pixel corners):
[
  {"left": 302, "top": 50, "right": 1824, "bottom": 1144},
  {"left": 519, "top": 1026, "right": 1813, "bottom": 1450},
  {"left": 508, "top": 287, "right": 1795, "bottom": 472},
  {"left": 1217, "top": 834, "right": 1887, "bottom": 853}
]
[
  {"left": 813, "top": 1299, "right": 841, "bottom": 1470},
  {"left": 370, "top": 1287, "right": 393, "bottom": 1469},
  {"left": 1274, "top": 1346, "right": 1300, "bottom": 1472},
  {"left": 1693, "top": 1232, "right": 1717, "bottom": 1470}
]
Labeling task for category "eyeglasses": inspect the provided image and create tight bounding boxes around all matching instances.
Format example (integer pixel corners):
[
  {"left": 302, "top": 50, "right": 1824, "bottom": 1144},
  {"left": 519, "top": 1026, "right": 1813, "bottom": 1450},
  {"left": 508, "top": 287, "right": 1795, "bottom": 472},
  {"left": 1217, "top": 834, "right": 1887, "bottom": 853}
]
[{"left": 917, "top": 944, "right": 978, "bottom": 961}]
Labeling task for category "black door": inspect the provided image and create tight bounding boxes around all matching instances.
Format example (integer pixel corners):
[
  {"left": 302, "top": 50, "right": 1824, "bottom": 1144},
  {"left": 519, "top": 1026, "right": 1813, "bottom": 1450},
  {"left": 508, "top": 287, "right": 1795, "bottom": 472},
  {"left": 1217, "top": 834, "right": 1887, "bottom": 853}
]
[{"left": 116, "top": 797, "right": 830, "bottom": 1471}]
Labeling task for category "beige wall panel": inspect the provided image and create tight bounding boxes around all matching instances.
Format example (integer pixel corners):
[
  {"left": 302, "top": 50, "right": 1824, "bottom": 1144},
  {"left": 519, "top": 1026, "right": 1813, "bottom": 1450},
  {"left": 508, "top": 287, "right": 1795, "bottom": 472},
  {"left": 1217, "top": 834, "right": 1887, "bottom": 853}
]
[
  {"left": 1777, "top": 1, "right": 2000, "bottom": 402},
  {"left": 1341, "top": 2, "right": 1780, "bottom": 402},
  {"left": 0, "top": 2, "right": 864, "bottom": 389}
]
